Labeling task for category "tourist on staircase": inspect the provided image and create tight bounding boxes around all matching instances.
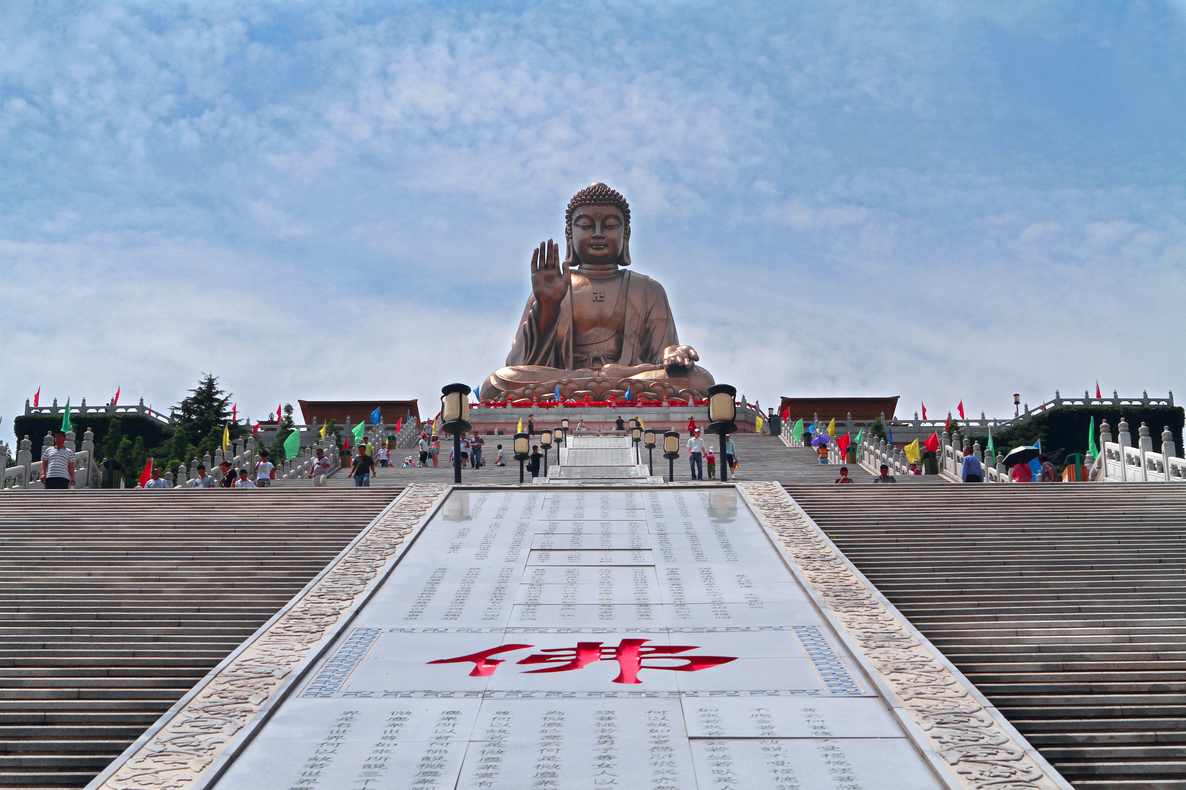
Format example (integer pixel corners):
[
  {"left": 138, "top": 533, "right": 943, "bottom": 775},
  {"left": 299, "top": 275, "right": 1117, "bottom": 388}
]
[
  {"left": 40, "top": 430, "right": 75, "bottom": 490},
  {"left": 873, "top": 464, "right": 897, "bottom": 483},
  {"left": 725, "top": 435, "right": 737, "bottom": 477},
  {"left": 309, "top": 449, "right": 331, "bottom": 487},
  {"left": 418, "top": 434, "right": 430, "bottom": 467},
  {"left": 144, "top": 466, "right": 170, "bottom": 489},
  {"left": 529, "top": 445, "right": 542, "bottom": 479},
  {"left": 219, "top": 460, "right": 235, "bottom": 488},
  {"left": 961, "top": 449, "right": 983, "bottom": 483},
  {"left": 706, "top": 445, "right": 716, "bottom": 479},
  {"left": 687, "top": 430, "right": 705, "bottom": 480},
  {"left": 835, "top": 466, "right": 853, "bottom": 484},
  {"left": 431, "top": 435, "right": 440, "bottom": 467},
  {"left": 189, "top": 464, "right": 217, "bottom": 488},
  {"left": 253, "top": 450, "right": 275, "bottom": 487},
  {"left": 471, "top": 433, "right": 484, "bottom": 468},
  {"left": 350, "top": 446, "right": 375, "bottom": 487},
  {"left": 233, "top": 469, "right": 255, "bottom": 488}
]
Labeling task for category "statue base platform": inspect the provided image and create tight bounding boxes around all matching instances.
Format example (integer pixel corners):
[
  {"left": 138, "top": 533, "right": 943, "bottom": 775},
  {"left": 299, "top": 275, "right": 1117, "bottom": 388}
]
[{"left": 465, "top": 402, "right": 760, "bottom": 437}]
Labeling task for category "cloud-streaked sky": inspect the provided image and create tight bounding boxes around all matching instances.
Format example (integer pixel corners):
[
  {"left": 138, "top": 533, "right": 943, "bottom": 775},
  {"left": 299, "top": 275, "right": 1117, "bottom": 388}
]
[{"left": 2, "top": 1, "right": 1184, "bottom": 432}]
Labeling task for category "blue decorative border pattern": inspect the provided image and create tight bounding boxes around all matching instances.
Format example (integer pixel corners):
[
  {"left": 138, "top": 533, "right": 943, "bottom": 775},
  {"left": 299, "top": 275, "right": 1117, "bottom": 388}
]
[
  {"left": 792, "top": 624, "right": 863, "bottom": 695},
  {"left": 302, "top": 628, "right": 384, "bottom": 698}
]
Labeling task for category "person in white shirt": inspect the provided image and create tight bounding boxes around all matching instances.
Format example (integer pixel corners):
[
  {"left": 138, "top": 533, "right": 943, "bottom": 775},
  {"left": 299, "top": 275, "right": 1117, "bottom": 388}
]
[
  {"left": 189, "top": 464, "right": 217, "bottom": 488},
  {"left": 254, "top": 449, "right": 276, "bottom": 487},
  {"left": 686, "top": 431, "right": 706, "bottom": 480},
  {"left": 495, "top": 444, "right": 505, "bottom": 466},
  {"left": 144, "top": 466, "right": 171, "bottom": 489},
  {"left": 309, "top": 448, "right": 331, "bottom": 487},
  {"left": 40, "top": 431, "right": 75, "bottom": 489},
  {"left": 378, "top": 446, "right": 390, "bottom": 468},
  {"left": 233, "top": 470, "right": 256, "bottom": 488}
]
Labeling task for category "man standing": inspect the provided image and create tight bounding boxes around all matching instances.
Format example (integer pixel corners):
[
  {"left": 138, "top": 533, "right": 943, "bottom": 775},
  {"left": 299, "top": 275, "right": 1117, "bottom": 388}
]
[
  {"left": 351, "top": 446, "right": 375, "bottom": 487},
  {"left": 309, "top": 448, "right": 331, "bottom": 487},
  {"left": 471, "top": 433, "right": 484, "bottom": 468},
  {"left": 961, "top": 449, "right": 983, "bottom": 483},
  {"left": 418, "top": 434, "right": 430, "bottom": 467},
  {"left": 615, "top": 416, "right": 625, "bottom": 431},
  {"left": 527, "top": 415, "right": 535, "bottom": 437},
  {"left": 40, "top": 431, "right": 75, "bottom": 489},
  {"left": 873, "top": 464, "right": 897, "bottom": 483},
  {"left": 144, "top": 466, "right": 171, "bottom": 489},
  {"left": 725, "top": 435, "right": 737, "bottom": 478},
  {"left": 529, "top": 445, "right": 542, "bottom": 479},
  {"left": 189, "top": 464, "right": 217, "bottom": 488},
  {"left": 687, "top": 430, "right": 705, "bottom": 480}
]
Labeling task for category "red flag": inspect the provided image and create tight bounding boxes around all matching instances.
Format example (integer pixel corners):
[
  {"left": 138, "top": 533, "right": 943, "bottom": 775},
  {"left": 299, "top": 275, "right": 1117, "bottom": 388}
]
[
  {"left": 138, "top": 458, "right": 153, "bottom": 488},
  {"left": 395, "top": 418, "right": 402, "bottom": 433},
  {"left": 780, "top": 405, "right": 790, "bottom": 420},
  {"left": 945, "top": 417, "right": 950, "bottom": 431},
  {"left": 1095, "top": 381, "right": 1101, "bottom": 398},
  {"left": 921, "top": 402, "right": 927, "bottom": 420},
  {"left": 113, "top": 387, "right": 120, "bottom": 406},
  {"left": 251, "top": 422, "right": 260, "bottom": 436},
  {"left": 277, "top": 404, "right": 283, "bottom": 424},
  {"left": 33, "top": 388, "right": 40, "bottom": 407},
  {"left": 836, "top": 433, "right": 851, "bottom": 460},
  {"left": 924, "top": 432, "right": 940, "bottom": 453},
  {"left": 231, "top": 403, "right": 237, "bottom": 423},
  {"left": 957, "top": 401, "right": 965, "bottom": 419}
]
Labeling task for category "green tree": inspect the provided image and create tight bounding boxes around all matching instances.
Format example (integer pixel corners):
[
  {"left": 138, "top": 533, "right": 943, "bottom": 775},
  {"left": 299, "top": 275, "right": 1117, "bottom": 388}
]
[
  {"left": 175, "top": 374, "right": 236, "bottom": 444},
  {"left": 115, "top": 436, "right": 135, "bottom": 478},
  {"left": 100, "top": 416, "right": 123, "bottom": 461},
  {"left": 869, "top": 416, "right": 887, "bottom": 442},
  {"left": 165, "top": 428, "right": 193, "bottom": 472},
  {"left": 947, "top": 418, "right": 961, "bottom": 436},
  {"left": 270, "top": 404, "right": 298, "bottom": 463},
  {"left": 130, "top": 437, "right": 148, "bottom": 480}
]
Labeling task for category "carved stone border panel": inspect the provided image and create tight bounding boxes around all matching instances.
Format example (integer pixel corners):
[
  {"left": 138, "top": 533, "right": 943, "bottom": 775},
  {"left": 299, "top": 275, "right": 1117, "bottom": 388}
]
[
  {"left": 740, "top": 482, "right": 1072, "bottom": 790},
  {"left": 89, "top": 483, "right": 447, "bottom": 790}
]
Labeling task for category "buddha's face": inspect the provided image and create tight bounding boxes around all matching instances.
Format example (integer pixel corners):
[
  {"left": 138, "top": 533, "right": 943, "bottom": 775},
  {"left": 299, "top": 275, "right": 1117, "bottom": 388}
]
[{"left": 570, "top": 205, "right": 625, "bottom": 265}]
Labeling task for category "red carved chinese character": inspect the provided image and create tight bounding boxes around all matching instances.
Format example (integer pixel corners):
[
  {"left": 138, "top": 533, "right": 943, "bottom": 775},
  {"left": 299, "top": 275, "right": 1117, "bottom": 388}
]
[
  {"left": 427, "top": 644, "right": 534, "bottom": 677},
  {"left": 517, "top": 639, "right": 736, "bottom": 684}
]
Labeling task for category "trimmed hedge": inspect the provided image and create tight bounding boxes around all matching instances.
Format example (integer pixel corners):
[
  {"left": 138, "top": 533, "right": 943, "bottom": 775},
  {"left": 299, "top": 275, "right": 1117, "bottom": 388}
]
[{"left": 13, "top": 414, "right": 171, "bottom": 458}]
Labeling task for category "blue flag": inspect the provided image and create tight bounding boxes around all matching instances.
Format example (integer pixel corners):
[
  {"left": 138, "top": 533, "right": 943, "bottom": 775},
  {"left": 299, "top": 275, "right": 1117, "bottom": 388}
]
[
  {"left": 1029, "top": 440, "right": 1042, "bottom": 477},
  {"left": 624, "top": 386, "right": 632, "bottom": 401},
  {"left": 887, "top": 427, "right": 893, "bottom": 446},
  {"left": 554, "top": 385, "right": 561, "bottom": 401},
  {"left": 370, "top": 407, "right": 381, "bottom": 425}
]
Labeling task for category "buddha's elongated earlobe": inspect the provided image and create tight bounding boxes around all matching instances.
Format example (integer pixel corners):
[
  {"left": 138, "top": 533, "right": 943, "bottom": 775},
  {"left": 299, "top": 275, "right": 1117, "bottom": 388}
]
[
  {"left": 563, "top": 237, "right": 576, "bottom": 269},
  {"left": 620, "top": 231, "right": 631, "bottom": 267}
]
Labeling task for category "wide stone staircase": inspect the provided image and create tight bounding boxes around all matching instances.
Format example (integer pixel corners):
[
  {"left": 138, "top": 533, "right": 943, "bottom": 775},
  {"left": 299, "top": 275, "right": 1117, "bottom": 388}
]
[
  {"left": 787, "top": 483, "right": 1186, "bottom": 790},
  {"left": 0, "top": 490, "right": 399, "bottom": 789}
]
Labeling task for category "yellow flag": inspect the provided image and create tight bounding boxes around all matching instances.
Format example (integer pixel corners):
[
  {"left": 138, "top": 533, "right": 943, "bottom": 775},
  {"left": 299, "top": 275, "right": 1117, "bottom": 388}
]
[
  {"left": 222, "top": 424, "right": 230, "bottom": 451},
  {"left": 639, "top": 418, "right": 645, "bottom": 429},
  {"left": 517, "top": 417, "right": 523, "bottom": 433},
  {"left": 904, "top": 439, "right": 920, "bottom": 463},
  {"left": 755, "top": 414, "right": 763, "bottom": 433},
  {"left": 319, "top": 423, "right": 326, "bottom": 439},
  {"left": 826, "top": 418, "right": 835, "bottom": 438}
]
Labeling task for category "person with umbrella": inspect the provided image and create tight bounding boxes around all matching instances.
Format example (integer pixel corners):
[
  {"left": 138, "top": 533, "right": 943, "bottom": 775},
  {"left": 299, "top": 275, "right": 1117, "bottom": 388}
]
[
  {"left": 1004, "top": 445, "right": 1039, "bottom": 482},
  {"left": 812, "top": 433, "right": 830, "bottom": 464}
]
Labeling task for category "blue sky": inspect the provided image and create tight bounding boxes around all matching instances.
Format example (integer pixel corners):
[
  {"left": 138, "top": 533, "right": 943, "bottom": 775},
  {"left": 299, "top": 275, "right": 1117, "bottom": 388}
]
[{"left": 2, "top": 1, "right": 1184, "bottom": 432}]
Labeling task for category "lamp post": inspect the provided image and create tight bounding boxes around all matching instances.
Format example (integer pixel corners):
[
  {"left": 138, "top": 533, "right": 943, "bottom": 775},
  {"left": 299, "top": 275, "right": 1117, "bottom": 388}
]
[
  {"left": 663, "top": 431, "right": 680, "bottom": 483},
  {"left": 440, "top": 383, "right": 472, "bottom": 484},
  {"left": 1013, "top": 393, "right": 1021, "bottom": 418},
  {"left": 540, "top": 429, "right": 553, "bottom": 477},
  {"left": 707, "top": 384, "right": 738, "bottom": 482},
  {"left": 560, "top": 417, "right": 569, "bottom": 446},
  {"left": 644, "top": 429, "right": 656, "bottom": 476},
  {"left": 631, "top": 425, "right": 642, "bottom": 465},
  {"left": 513, "top": 432, "right": 530, "bottom": 484}
]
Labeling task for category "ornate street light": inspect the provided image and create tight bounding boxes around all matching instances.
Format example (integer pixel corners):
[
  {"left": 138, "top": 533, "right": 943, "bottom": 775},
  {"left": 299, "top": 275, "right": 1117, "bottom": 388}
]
[
  {"left": 1013, "top": 393, "right": 1021, "bottom": 418},
  {"left": 513, "top": 432, "right": 530, "bottom": 484},
  {"left": 644, "top": 429, "right": 656, "bottom": 476},
  {"left": 440, "top": 383, "right": 472, "bottom": 484},
  {"left": 540, "top": 429, "right": 553, "bottom": 477},
  {"left": 560, "top": 417, "right": 569, "bottom": 446},
  {"left": 631, "top": 424, "right": 642, "bottom": 465},
  {"left": 707, "top": 384, "right": 737, "bottom": 482},
  {"left": 663, "top": 431, "right": 680, "bottom": 483}
]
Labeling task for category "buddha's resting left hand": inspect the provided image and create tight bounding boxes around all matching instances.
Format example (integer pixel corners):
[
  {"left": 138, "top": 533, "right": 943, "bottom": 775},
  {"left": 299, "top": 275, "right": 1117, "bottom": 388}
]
[{"left": 662, "top": 345, "right": 699, "bottom": 373}]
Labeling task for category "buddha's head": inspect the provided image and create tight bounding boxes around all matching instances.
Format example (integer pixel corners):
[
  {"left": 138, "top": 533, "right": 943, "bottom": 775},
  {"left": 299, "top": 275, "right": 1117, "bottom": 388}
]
[{"left": 565, "top": 182, "right": 631, "bottom": 268}]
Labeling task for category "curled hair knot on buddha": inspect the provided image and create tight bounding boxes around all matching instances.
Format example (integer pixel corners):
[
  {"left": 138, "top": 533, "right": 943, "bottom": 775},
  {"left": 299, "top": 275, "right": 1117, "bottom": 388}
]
[{"left": 564, "top": 182, "right": 631, "bottom": 266}]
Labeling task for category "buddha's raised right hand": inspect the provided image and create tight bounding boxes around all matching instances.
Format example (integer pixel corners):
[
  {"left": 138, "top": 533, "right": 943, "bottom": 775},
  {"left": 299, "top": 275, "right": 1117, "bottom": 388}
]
[{"left": 530, "top": 239, "right": 570, "bottom": 314}]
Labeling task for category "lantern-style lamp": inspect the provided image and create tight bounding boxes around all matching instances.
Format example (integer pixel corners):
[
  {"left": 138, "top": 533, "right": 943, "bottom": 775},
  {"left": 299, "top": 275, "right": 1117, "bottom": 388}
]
[
  {"left": 540, "top": 429, "right": 553, "bottom": 477},
  {"left": 630, "top": 424, "right": 642, "bottom": 465},
  {"left": 643, "top": 429, "right": 656, "bottom": 475},
  {"left": 707, "top": 384, "right": 737, "bottom": 482},
  {"left": 513, "top": 431, "right": 530, "bottom": 483},
  {"left": 440, "top": 383, "right": 472, "bottom": 484},
  {"left": 662, "top": 430, "right": 680, "bottom": 483},
  {"left": 560, "top": 417, "right": 569, "bottom": 446}
]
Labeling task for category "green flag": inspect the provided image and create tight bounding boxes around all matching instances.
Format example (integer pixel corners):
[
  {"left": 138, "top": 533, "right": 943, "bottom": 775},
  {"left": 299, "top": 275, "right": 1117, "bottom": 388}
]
[
  {"left": 986, "top": 427, "right": 996, "bottom": 463},
  {"left": 855, "top": 429, "right": 863, "bottom": 460},
  {"left": 791, "top": 418, "right": 804, "bottom": 442},
  {"left": 1088, "top": 416, "right": 1098, "bottom": 458},
  {"left": 61, "top": 398, "right": 72, "bottom": 433},
  {"left": 352, "top": 421, "right": 365, "bottom": 444},
  {"left": 283, "top": 429, "right": 300, "bottom": 460}
]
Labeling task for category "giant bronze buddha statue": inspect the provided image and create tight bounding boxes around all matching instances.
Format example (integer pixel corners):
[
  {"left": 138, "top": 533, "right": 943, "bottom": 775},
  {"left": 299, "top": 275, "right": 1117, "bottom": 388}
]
[{"left": 481, "top": 183, "right": 715, "bottom": 401}]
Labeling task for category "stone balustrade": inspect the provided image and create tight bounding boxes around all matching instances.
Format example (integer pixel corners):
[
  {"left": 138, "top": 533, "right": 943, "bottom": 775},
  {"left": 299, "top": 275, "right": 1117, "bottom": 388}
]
[{"left": 2, "top": 429, "right": 100, "bottom": 490}]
